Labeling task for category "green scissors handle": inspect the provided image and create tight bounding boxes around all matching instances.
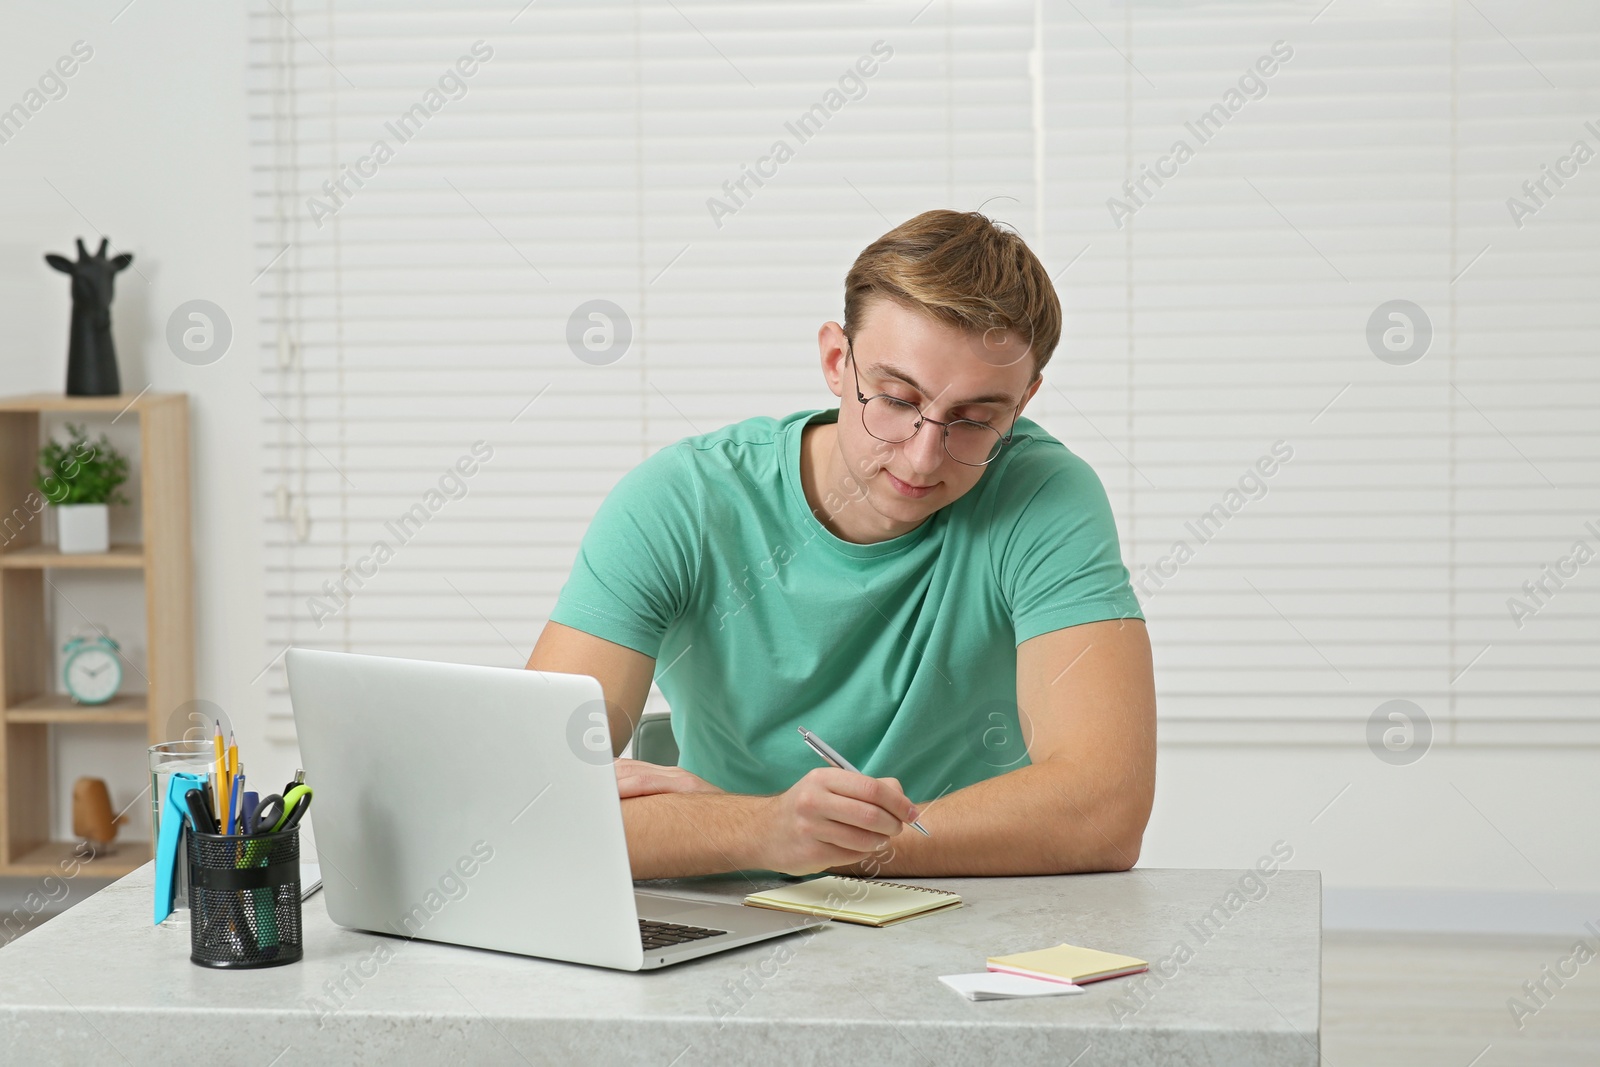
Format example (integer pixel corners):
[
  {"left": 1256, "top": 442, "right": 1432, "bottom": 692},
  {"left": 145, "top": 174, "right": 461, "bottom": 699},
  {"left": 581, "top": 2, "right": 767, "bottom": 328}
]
[{"left": 272, "top": 784, "right": 313, "bottom": 832}]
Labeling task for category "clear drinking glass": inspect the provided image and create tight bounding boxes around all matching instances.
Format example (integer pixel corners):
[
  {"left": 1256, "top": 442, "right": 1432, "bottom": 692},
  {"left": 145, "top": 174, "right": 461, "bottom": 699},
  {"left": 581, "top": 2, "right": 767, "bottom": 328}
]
[{"left": 148, "top": 739, "right": 215, "bottom": 924}]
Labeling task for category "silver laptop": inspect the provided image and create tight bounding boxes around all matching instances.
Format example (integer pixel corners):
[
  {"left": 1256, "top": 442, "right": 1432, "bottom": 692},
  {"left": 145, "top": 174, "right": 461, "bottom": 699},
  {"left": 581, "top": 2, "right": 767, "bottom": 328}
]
[{"left": 285, "top": 648, "right": 827, "bottom": 971}]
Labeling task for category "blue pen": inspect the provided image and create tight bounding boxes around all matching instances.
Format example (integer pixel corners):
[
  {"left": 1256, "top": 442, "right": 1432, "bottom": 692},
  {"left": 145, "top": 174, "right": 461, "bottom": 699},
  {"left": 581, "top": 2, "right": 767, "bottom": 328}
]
[{"left": 226, "top": 774, "right": 242, "bottom": 836}]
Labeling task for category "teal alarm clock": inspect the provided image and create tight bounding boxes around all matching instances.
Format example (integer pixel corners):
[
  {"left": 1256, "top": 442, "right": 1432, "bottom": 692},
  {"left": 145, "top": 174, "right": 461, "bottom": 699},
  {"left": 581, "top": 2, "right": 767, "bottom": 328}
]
[{"left": 63, "top": 633, "right": 122, "bottom": 705}]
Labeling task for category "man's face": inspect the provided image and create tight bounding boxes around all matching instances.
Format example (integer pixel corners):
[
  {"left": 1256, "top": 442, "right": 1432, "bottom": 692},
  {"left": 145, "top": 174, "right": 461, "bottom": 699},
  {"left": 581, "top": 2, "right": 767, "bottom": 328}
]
[{"left": 818, "top": 298, "right": 1043, "bottom": 528}]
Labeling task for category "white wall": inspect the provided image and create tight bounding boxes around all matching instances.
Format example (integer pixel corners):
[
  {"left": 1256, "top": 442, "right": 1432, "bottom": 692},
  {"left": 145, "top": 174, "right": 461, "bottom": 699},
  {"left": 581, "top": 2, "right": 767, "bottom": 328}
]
[
  {"left": 1149, "top": 746, "right": 1600, "bottom": 931},
  {"left": 0, "top": 3, "right": 1593, "bottom": 931}
]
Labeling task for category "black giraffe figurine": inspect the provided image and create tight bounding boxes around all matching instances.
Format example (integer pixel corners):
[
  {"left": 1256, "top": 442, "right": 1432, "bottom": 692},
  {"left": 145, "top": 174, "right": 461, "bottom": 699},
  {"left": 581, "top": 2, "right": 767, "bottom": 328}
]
[{"left": 45, "top": 237, "right": 132, "bottom": 396}]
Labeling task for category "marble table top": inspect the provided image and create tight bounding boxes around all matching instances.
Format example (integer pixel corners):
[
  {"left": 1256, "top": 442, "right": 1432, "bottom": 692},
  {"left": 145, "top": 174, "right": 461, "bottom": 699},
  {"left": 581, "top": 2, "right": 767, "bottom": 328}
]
[{"left": 0, "top": 863, "right": 1320, "bottom": 1065}]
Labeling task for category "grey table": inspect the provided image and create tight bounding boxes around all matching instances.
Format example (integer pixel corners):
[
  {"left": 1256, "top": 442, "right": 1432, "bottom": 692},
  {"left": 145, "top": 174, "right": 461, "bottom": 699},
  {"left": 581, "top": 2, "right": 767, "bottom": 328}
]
[{"left": 0, "top": 864, "right": 1320, "bottom": 1065}]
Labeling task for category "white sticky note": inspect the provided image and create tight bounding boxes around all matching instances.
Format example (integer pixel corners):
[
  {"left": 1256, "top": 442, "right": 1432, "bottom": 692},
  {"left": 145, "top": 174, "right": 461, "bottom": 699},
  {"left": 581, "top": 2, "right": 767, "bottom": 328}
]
[{"left": 939, "top": 972, "right": 1085, "bottom": 1000}]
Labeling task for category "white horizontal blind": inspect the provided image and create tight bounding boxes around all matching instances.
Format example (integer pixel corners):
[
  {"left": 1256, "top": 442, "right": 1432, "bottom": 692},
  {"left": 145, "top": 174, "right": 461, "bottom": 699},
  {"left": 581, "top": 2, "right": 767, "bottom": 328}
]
[
  {"left": 247, "top": 0, "right": 1039, "bottom": 732},
  {"left": 1038, "top": 0, "right": 1600, "bottom": 742},
  {"left": 250, "top": 0, "right": 1600, "bottom": 743}
]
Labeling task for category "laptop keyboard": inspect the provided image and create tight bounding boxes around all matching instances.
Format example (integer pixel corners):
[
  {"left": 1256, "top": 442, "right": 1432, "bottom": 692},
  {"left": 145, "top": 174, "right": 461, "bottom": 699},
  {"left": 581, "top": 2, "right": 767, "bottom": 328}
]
[{"left": 640, "top": 919, "right": 726, "bottom": 950}]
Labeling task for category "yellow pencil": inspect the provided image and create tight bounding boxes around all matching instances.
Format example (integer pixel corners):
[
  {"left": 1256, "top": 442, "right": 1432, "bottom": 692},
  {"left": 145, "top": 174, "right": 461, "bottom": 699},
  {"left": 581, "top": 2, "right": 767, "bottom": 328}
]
[
  {"left": 227, "top": 734, "right": 239, "bottom": 833},
  {"left": 213, "top": 720, "right": 225, "bottom": 822}
]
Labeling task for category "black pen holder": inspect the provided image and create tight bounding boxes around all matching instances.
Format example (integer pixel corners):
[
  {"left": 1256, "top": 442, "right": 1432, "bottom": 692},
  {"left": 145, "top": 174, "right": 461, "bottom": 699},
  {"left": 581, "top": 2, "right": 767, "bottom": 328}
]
[{"left": 185, "top": 826, "right": 303, "bottom": 968}]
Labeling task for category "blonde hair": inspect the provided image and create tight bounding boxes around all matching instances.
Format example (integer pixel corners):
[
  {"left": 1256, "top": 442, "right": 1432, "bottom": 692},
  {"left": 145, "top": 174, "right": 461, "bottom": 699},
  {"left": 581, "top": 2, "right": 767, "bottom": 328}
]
[{"left": 842, "top": 209, "right": 1062, "bottom": 378}]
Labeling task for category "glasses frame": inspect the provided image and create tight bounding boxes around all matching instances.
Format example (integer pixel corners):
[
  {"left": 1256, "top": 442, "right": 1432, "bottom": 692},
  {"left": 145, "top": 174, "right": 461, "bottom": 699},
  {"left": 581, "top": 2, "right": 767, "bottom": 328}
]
[{"left": 845, "top": 337, "right": 1023, "bottom": 467}]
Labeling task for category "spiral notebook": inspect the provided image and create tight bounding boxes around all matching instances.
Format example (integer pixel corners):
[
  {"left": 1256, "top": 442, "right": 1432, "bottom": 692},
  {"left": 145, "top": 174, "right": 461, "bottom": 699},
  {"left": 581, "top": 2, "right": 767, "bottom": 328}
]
[{"left": 742, "top": 875, "right": 963, "bottom": 927}]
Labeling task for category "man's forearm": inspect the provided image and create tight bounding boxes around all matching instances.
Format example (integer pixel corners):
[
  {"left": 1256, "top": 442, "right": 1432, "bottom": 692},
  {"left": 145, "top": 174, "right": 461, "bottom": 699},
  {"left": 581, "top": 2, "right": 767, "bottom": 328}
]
[
  {"left": 827, "top": 759, "right": 1150, "bottom": 879},
  {"left": 620, "top": 791, "right": 773, "bottom": 880}
]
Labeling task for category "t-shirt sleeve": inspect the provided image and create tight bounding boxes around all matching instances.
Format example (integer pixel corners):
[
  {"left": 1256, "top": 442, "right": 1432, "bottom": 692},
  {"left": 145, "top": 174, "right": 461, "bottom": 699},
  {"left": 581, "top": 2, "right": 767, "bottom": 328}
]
[
  {"left": 991, "top": 446, "right": 1144, "bottom": 645},
  {"left": 547, "top": 441, "right": 701, "bottom": 659}
]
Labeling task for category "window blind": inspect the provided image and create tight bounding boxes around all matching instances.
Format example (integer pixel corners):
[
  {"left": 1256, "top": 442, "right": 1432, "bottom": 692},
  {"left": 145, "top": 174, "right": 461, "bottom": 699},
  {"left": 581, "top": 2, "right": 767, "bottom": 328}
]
[
  {"left": 249, "top": 0, "right": 1600, "bottom": 745},
  {"left": 1036, "top": 0, "right": 1600, "bottom": 744}
]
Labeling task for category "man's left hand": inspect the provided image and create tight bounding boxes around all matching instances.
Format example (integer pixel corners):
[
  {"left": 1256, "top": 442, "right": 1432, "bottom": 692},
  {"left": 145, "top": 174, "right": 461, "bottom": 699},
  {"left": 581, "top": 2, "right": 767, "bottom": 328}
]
[{"left": 615, "top": 758, "right": 726, "bottom": 799}]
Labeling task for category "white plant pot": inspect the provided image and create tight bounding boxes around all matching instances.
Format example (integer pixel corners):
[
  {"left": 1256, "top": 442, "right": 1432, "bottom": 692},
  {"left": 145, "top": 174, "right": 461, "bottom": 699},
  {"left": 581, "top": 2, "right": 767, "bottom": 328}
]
[{"left": 55, "top": 503, "right": 110, "bottom": 555}]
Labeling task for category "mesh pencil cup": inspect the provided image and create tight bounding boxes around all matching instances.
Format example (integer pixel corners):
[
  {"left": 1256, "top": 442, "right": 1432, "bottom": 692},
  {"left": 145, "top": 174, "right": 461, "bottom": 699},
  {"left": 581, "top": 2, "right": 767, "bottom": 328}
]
[{"left": 185, "top": 825, "right": 303, "bottom": 968}]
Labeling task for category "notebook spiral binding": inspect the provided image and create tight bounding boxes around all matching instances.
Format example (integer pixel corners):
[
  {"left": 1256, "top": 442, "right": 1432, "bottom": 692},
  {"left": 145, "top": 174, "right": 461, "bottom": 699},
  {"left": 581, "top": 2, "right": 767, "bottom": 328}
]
[{"left": 843, "top": 876, "right": 955, "bottom": 896}]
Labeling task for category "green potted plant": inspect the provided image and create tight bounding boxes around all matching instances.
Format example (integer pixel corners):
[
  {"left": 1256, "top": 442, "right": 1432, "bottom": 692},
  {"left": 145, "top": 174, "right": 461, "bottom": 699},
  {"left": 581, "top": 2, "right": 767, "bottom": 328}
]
[{"left": 35, "top": 423, "right": 130, "bottom": 554}]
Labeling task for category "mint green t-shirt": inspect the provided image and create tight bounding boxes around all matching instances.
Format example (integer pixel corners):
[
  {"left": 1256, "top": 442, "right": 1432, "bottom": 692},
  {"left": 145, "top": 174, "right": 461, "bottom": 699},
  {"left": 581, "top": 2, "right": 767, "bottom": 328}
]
[{"left": 548, "top": 408, "right": 1142, "bottom": 803}]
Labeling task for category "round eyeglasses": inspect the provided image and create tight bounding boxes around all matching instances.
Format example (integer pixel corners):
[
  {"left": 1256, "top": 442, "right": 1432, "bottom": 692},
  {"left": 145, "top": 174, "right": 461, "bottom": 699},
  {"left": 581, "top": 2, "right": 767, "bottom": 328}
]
[{"left": 846, "top": 338, "right": 1021, "bottom": 467}]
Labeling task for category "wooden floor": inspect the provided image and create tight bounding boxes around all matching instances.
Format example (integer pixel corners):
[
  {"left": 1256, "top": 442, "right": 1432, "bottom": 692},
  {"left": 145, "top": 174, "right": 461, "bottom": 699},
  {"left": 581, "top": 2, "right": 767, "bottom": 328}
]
[{"left": 1324, "top": 931, "right": 1600, "bottom": 1065}]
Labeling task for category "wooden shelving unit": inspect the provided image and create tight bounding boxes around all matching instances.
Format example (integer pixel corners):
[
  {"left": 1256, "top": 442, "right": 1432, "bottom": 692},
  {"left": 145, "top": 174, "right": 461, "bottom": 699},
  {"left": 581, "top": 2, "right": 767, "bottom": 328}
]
[
  {"left": 0, "top": 392, "right": 192, "bottom": 879},
  {"left": 6, "top": 693, "right": 148, "bottom": 725},
  {"left": 0, "top": 544, "right": 147, "bottom": 569}
]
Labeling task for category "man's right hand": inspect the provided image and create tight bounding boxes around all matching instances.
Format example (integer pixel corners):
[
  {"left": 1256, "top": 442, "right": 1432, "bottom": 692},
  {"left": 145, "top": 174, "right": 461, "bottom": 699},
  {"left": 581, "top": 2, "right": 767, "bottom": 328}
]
[{"left": 755, "top": 767, "right": 922, "bottom": 877}]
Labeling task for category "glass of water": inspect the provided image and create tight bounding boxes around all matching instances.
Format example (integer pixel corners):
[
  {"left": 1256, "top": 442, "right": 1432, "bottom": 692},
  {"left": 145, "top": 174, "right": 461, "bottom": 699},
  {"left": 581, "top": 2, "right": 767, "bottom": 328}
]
[{"left": 148, "top": 739, "right": 215, "bottom": 924}]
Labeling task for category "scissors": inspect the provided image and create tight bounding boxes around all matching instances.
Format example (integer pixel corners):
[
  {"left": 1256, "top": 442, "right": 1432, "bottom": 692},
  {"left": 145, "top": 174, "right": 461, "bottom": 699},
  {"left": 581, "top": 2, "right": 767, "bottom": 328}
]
[{"left": 246, "top": 784, "right": 313, "bottom": 836}]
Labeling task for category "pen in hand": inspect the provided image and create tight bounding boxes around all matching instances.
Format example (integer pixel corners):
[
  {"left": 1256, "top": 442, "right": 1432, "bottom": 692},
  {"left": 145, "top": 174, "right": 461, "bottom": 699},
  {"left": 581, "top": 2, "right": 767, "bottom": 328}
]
[{"left": 797, "top": 726, "right": 930, "bottom": 836}]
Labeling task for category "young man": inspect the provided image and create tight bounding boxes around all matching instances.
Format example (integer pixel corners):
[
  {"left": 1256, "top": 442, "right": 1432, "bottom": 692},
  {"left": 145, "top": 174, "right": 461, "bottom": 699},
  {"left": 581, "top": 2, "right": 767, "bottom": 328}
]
[{"left": 527, "top": 210, "right": 1155, "bottom": 881}]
